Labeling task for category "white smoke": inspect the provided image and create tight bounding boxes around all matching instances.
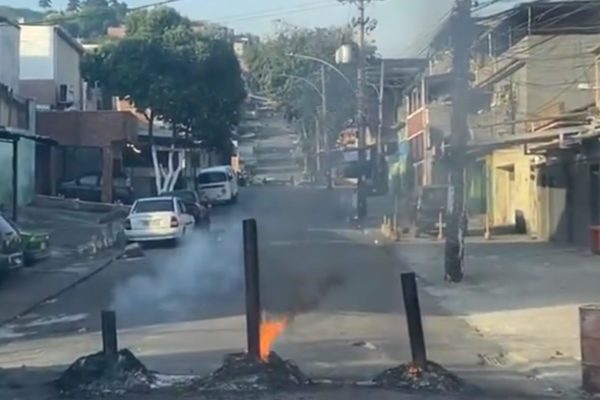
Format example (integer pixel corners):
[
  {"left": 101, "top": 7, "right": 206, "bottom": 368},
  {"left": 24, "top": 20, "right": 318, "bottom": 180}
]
[{"left": 110, "top": 226, "right": 243, "bottom": 324}]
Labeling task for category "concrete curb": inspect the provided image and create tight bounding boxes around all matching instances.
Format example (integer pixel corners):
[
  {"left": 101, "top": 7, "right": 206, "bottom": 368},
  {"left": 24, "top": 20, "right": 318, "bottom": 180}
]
[
  {"left": 32, "top": 195, "right": 130, "bottom": 214},
  {"left": 73, "top": 223, "right": 126, "bottom": 258},
  {"left": 0, "top": 251, "right": 122, "bottom": 327}
]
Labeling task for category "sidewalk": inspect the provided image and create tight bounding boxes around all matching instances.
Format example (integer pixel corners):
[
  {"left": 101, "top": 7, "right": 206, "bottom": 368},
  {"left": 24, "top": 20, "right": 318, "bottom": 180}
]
[
  {"left": 18, "top": 205, "right": 124, "bottom": 256},
  {"left": 389, "top": 237, "right": 595, "bottom": 396},
  {"left": 0, "top": 205, "right": 124, "bottom": 325}
]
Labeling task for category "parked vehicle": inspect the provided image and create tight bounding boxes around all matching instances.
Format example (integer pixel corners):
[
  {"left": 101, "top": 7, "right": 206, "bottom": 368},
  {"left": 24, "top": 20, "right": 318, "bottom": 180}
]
[
  {"left": 20, "top": 231, "right": 51, "bottom": 265},
  {"left": 0, "top": 214, "right": 24, "bottom": 275},
  {"left": 197, "top": 165, "right": 239, "bottom": 204},
  {"left": 58, "top": 172, "right": 135, "bottom": 204},
  {"left": 160, "top": 189, "right": 210, "bottom": 228},
  {"left": 123, "top": 197, "right": 195, "bottom": 244}
]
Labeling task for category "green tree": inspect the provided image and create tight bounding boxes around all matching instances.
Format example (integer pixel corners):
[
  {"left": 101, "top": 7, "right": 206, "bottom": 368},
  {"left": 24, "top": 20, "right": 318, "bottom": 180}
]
[
  {"left": 82, "top": 7, "right": 246, "bottom": 191},
  {"left": 38, "top": 0, "right": 52, "bottom": 9},
  {"left": 66, "top": 0, "right": 80, "bottom": 12},
  {"left": 57, "top": 0, "right": 126, "bottom": 40},
  {"left": 244, "top": 26, "right": 358, "bottom": 145}
]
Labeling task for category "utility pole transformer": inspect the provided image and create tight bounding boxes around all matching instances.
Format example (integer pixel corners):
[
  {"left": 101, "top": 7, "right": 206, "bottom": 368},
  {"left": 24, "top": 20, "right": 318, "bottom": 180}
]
[{"left": 445, "top": 0, "right": 472, "bottom": 283}]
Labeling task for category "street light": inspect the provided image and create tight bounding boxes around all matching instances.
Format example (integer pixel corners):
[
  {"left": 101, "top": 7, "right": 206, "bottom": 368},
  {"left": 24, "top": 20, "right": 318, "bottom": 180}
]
[
  {"left": 281, "top": 73, "right": 326, "bottom": 180},
  {"left": 288, "top": 52, "right": 355, "bottom": 91},
  {"left": 287, "top": 52, "right": 349, "bottom": 188},
  {"left": 337, "top": 41, "right": 368, "bottom": 219}
]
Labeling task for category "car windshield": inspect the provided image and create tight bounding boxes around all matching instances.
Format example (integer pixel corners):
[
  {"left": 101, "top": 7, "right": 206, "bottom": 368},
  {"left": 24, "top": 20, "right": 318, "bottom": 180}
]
[
  {"left": 164, "top": 191, "right": 196, "bottom": 204},
  {"left": 132, "top": 199, "right": 174, "bottom": 213},
  {"left": 198, "top": 172, "right": 227, "bottom": 184}
]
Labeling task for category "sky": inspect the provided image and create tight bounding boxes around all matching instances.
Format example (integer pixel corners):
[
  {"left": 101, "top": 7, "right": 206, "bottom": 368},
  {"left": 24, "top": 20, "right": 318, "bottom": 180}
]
[{"left": 3, "top": 0, "right": 518, "bottom": 58}]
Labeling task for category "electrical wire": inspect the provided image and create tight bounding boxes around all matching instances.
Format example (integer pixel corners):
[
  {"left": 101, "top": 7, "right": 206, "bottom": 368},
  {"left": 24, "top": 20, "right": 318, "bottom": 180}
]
[{"left": 213, "top": 2, "right": 344, "bottom": 24}]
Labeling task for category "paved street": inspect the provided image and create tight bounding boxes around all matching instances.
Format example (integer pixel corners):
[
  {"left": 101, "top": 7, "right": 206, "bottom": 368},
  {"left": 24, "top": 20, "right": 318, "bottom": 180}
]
[
  {"left": 0, "top": 185, "right": 561, "bottom": 400},
  {"left": 0, "top": 118, "right": 564, "bottom": 400},
  {"left": 392, "top": 238, "right": 599, "bottom": 396}
]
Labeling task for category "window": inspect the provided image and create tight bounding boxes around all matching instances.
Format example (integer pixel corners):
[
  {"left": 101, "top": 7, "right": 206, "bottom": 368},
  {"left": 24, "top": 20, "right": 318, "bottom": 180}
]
[
  {"left": 178, "top": 200, "right": 187, "bottom": 213},
  {"left": 164, "top": 191, "right": 196, "bottom": 203},
  {"left": 133, "top": 199, "right": 174, "bottom": 213},
  {"left": 79, "top": 175, "right": 98, "bottom": 185},
  {"left": 198, "top": 172, "right": 227, "bottom": 184}
]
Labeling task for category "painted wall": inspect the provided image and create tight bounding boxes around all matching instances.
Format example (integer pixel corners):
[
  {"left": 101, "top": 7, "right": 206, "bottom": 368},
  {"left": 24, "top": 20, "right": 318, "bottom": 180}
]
[
  {"left": 54, "top": 29, "right": 83, "bottom": 110},
  {"left": 0, "top": 102, "right": 36, "bottom": 209},
  {"left": 525, "top": 34, "right": 599, "bottom": 115},
  {"left": 0, "top": 22, "right": 20, "bottom": 93},
  {"left": 488, "top": 147, "right": 536, "bottom": 233},
  {"left": 19, "top": 26, "right": 54, "bottom": 80}
]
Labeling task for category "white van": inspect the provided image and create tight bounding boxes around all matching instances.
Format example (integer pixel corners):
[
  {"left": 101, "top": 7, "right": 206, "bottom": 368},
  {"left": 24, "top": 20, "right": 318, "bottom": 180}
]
[{"left": 197, "top": 166, "right": 239, "bottom": 204}]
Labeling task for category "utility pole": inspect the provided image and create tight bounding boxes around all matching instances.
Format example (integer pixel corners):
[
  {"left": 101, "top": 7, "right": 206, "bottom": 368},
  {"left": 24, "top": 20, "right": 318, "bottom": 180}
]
[
  {"left": 356, "top": 0, "right": 368, "bottom": 219},
  {"left": 320, "top": 65, "right": 333, "bottom": 189},
  {"left": 445, "top": 0, "right": 472, "bottom": 283},
  {"left": 315, "top": 114, "right": 321, "bottom": 177},
  {"left": 377, "top": 59, "right": 385, "bottom": 193},
  {"left": 338, "top": 0, "right": 378, "bottom": 217}
]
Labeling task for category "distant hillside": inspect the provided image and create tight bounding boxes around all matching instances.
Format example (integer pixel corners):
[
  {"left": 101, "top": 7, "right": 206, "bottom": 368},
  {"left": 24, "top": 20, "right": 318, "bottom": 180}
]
[{"left": 0, "top": 6, "right": 44, "bottom": 23}]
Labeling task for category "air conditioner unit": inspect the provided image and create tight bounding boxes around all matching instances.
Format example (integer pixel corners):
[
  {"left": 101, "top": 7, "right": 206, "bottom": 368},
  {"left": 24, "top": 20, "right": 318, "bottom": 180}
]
[{"left": 57, "top": 84, "right": 75, "bottom": 105}]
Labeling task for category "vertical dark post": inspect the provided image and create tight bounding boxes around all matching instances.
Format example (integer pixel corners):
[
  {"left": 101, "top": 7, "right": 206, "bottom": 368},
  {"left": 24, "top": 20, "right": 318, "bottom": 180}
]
[
  {"left": 101, "top": 310, "right": 118, "bottom": 365},
  {"left": 445, "top": 0, "right": 472, "bottom": 282},
  {"left": 243, "top": 218, "right": 261, "bottom": 358},
  {"left": 12, "top": 137, "right": 18, "bottom": 222},
  {"left": 401, "top": 272, "right": 427, "bottom": 368}
]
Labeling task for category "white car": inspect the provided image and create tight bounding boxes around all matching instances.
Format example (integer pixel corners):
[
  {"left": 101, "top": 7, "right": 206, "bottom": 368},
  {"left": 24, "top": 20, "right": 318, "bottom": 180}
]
[
  {"left": 124, "top": 196, "right": 195, "bottom": 243},
  {"left": 197, "top": 165, "right": 239, "bottom": 204}
]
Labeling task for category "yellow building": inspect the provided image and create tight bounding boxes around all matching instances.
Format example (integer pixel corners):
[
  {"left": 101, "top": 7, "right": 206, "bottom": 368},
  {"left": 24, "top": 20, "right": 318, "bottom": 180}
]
[{"left": 486, "top": 147, "right": 538, "bottom": 236}]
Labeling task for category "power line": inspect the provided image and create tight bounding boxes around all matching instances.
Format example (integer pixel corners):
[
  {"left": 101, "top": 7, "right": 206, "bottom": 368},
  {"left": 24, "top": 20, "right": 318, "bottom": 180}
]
[{"left": 214, "top": 2, "right": 343, "bottom": 24}]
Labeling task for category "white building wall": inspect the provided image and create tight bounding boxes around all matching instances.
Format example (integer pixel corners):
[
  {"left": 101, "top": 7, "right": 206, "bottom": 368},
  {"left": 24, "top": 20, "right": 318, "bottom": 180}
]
[
  {"left": 0, "top": 22, "right": 20, "bottom": 92},
  {"left": 54, "top": 29, "right": 83, "bottom": 110},
  {"left": 19, "top": 25, "right": 54, "bottom": 80}
]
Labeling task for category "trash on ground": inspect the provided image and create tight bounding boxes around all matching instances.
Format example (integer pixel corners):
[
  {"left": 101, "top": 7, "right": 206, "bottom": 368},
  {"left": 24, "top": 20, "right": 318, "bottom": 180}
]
[
  {"left": 118, "top": 243, "right": 144, "bottom": 260},
  {"left": 55, "top": 349, "right": 155, "bottom": 396},
  {"left": 372, "top": 361, "right": 465, "bottom": 393},
  {"left": 198, "top": 351, "right": 311, "bottom": 392},
  {"left": 352, "top": 341, "right": 377, "bottom": 350}
]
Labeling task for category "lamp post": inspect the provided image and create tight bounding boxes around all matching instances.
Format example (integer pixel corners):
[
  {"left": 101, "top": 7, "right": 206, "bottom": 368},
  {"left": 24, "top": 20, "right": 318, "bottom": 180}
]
[
  {"left": 281, "top": 73, "right": 327, "bottom": 180},
  {"left": 287, "top": 53, "right": 353, "bottom": 188},
  {"left": 335, "top": 4, "right": 368, "bottom": 219}
]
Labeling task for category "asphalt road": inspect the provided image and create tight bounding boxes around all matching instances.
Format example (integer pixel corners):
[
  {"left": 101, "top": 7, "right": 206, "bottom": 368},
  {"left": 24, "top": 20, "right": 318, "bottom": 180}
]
[{"left": 0, "top": 117, "right": 554, "bottom": 399}]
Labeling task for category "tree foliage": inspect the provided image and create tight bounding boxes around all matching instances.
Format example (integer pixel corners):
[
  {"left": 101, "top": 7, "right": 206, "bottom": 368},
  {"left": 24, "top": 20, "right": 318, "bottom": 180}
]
[
  {"left": 82, "top": 7, "right": 246, "bottom": 152},
  {"left": 66, "top": 0, "right": 80, "bottom": 12},
  {"left": 38, "top": 0, "right": 52, "bottom": 9},
  {"left": 244, "top": 26, "right": 359, "bottom": 142}
]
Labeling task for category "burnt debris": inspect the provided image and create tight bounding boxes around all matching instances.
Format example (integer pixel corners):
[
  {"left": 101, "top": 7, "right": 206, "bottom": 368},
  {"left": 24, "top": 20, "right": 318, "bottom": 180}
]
[
  {"left": 372, "top": 361, "right": 465, "bottom": 393},
  {"left": 199, "top": 351, "right": 311, "bottom": 392},
  {"left": 55, "top": 349, "right": 155, "bottom": 396}
]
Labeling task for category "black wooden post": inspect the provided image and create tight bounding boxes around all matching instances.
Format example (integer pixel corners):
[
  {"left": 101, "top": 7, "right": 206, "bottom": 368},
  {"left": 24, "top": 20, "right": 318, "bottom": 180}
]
[
  {"left": 101, "top": 310, "right": 118, "bottom": 365},
  {"left": 12, "top": 137, "right": 18, "bottom": 222},
  {"left": 243, "top": 218, "right": 261, "bottom": 359},
  {"left": 401, "top": 272, "right": 427, "bottom": 368}
]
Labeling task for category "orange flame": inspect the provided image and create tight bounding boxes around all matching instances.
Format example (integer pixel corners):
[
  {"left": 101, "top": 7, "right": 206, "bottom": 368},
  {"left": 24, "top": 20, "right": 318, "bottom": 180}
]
[{"left": 259, "top": 317, "right": 288, "bottom": 362}]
